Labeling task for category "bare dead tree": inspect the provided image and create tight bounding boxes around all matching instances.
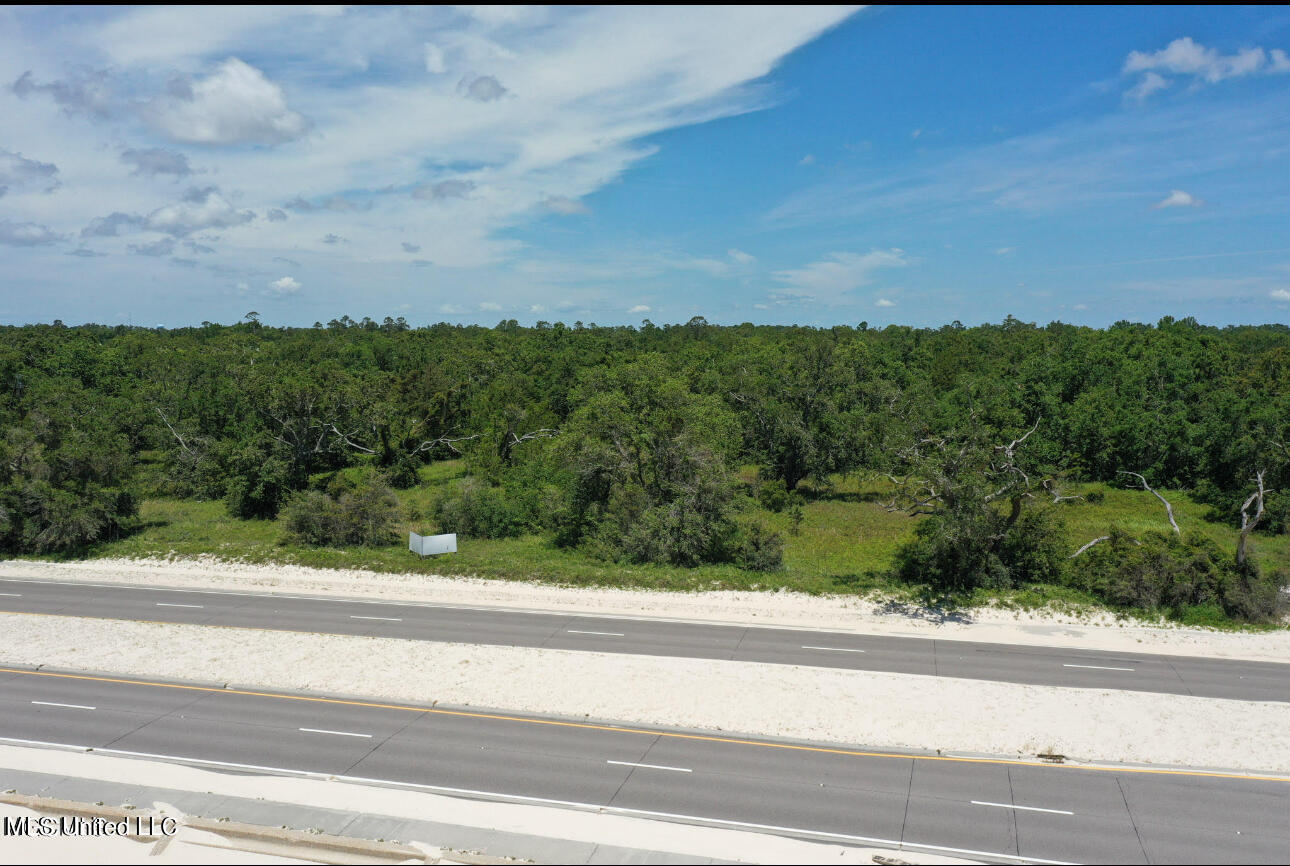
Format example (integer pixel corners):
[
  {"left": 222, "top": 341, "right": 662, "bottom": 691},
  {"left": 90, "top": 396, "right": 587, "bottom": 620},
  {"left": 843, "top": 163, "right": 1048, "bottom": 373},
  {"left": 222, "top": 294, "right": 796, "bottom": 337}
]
[
  {"left": 1118, "top": 471, "right": 1180, "bottom": 536},
  {"left": 1042, "top": 478, "right": 1084, "bottom": 504},
  {"left": 1236, "top": 469, "right": 1268, "bottom": 568},
  {"left": 1070, "top": 535, "right": 1110, "bottom": 558},
  {"left": 407, "top": 433, "right": 480, "bottom": 457},
  {"left": 154, "top": 407, "right": 192, "bottom": 455},
  {"left": 499, "top": 427, "right": 558, "bottom": 464},
  {"left": 883, "top": 417, "right": 1046, "bottom": 540},
  {"left": 327, "top": 424, "right": 377, "bottom": 454}
]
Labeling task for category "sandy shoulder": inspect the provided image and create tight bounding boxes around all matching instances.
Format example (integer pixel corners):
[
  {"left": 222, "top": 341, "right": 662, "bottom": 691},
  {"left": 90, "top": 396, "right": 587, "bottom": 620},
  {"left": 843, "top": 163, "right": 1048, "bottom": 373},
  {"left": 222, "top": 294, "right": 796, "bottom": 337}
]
[
  {"left": 3, "top": 556, "right": 1289, "bottom": 663},
  {"left": 2, "top": 612, "right": 1288, "bottom": 774}
]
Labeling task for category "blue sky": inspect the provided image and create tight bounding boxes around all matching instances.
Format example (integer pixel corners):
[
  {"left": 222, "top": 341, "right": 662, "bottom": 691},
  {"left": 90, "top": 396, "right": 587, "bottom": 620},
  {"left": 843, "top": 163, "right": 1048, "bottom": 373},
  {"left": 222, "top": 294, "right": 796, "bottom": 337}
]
[{"left": 1, "top": 5, "right": 1289, "bottom": 328}]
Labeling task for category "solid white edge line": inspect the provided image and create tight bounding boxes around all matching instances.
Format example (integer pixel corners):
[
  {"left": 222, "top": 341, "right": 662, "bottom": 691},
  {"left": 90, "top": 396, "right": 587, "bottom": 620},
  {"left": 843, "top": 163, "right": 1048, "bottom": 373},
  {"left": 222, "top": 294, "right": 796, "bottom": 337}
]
[
  {"left": 298, "top": 727, "right": 372, "bottom": 738},
  {"left": 0, "top": 592, "right": 21, "bottom": 597},
  {"left": 801, "top": 645, "right": 866, "bottom": 653},
  {"left": 1063, "top": 663, "right": 1135, "bottom": 672},
  {"left": 31, "top": 701, "right": 96, "bottom": 711},
  {"left": 972, "top": 800, "right": 1074, "bottom": 816},
  {"left": 566, "top": 630, "right": 625, "bottom": 637},
  {"left": 349, "top": 616, "right": 402, "bottom": 622},
  {"left": 155, "top": 603, "right": 204, "bottom": 609},
  {"left": 607, "top": 760, "right": 692, "bottom": 773},
  {"left": 0, "top": 737, "right": 1074, "bottom": 865}
]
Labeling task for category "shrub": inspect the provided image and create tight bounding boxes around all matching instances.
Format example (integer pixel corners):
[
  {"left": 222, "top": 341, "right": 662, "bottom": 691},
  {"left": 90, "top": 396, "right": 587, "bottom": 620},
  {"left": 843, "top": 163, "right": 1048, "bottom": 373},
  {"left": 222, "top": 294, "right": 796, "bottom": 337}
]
[
  {"left": 282, "top": 478, "right": 401, "bottom": 547},
  {"left": 894, "top": 505, "right": 1067, "bottom": 594},
  {"left": 433, "top": 477, "right": 534, "bottom": 539},
  {"left": 219, "top": 439, "right": 295, "bottom": 520},
  {"left": 1071, "top": 529, "right": 1282, "bottom": 623},
  {"left": 735, "top": 522, "right": 785, "bottom": 572}
]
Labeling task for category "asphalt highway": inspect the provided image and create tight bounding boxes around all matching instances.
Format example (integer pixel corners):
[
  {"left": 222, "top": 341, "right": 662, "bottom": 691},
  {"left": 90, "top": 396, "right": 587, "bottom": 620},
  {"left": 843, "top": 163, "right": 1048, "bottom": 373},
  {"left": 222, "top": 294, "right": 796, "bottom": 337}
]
[
  {"left": 1, "top": 577, "right": 1288, "bottom": 702},
  {"left": 0, "top": 666, "right": 1287, "bottom": 864}
]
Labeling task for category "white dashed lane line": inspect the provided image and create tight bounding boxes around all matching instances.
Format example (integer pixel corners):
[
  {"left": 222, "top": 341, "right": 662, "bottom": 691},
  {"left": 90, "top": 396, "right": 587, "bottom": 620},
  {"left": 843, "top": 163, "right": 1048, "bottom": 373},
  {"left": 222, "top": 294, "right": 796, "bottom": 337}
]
[
  {"left": 607, "top": 760, "right": 692, "bottom": 773},
  {"left": 31, "top": 701, "right": 96, "bottom": 711},
  {"left": 349, "top": 615, "right": 402, "bottom": 622},
  {"left": 298, "top": 727, "right": 372, "bottom": 738},
  {"left": 972, "top": 800, "right": 1074, "bottom": 816},
  {"left": 1063, "top": 663, "right": 1135, "bottom": 672},
  {"left": 801, "top": 645, "right": 866, "bottom": 653},
  {"left": 567, "top": 630, "right": 625, "bottom": 637},
  {"left": 155, "top": 602, "right": 204, "bottom": 609}
]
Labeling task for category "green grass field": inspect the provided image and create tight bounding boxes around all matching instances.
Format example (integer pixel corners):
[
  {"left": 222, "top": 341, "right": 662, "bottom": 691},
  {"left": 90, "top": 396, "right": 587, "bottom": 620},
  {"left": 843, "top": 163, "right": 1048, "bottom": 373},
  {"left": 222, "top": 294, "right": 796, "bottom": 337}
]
[{"left": 38, "top": 459, "right": 1285, "bottom": 629}]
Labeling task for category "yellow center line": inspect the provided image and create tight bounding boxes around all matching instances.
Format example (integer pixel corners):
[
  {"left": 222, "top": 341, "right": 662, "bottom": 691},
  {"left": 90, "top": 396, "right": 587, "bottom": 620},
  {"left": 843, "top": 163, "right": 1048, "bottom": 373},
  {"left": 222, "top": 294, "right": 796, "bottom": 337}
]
[
  {"left": 2, "top": 666, "right": 1287, "bottom": 785},
  {"left": 0, "top": 613, "right": 1287, "bottom": 785}
]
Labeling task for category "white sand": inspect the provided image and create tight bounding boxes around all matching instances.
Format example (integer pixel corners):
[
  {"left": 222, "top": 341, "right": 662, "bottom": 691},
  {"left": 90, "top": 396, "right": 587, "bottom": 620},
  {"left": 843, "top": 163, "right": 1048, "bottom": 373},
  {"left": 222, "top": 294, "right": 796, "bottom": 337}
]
[
  {"left": 3, "top": 556, "right": 1289, "bottom": 662},
  {"left": 3, "top": 613, "right": 1288, "bottom": 774}
]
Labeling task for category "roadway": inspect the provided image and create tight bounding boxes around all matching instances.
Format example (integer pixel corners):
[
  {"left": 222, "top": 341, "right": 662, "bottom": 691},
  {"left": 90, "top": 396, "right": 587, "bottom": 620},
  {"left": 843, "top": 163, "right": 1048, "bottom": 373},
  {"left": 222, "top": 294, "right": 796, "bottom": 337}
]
[
  {"left": 0, "top": 666, "right": 1287, "bottom": 864},
  {"left": 1, "top": 577, "right": 1287, "bottom": 702}
]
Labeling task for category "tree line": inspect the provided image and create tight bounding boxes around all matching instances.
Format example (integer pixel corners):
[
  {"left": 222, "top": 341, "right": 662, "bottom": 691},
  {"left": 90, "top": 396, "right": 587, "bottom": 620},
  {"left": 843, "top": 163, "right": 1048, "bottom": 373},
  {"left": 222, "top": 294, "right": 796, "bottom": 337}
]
[{"left": 0, "top": 314, "right": 1286, "bottom": 619}]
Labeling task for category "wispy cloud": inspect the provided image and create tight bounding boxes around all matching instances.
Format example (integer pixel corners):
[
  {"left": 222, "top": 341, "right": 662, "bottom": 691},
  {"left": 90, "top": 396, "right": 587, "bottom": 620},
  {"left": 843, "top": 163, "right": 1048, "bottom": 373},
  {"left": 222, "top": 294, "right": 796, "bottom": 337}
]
[
  {"left": 773, "top": 249, "right": 908, "bottom": 304},
  {"left": 766, "top": 95, "right": 1288, "bottom": 227},
  {"left": 0, "top": 148, "right": 60, "bottom": 196}
]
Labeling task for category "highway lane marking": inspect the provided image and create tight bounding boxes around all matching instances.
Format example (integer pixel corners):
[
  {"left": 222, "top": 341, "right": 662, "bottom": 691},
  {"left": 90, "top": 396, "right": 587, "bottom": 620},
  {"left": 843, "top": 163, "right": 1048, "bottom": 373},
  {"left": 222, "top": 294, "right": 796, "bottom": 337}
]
[
  {"left": 1063, "top": 663, "right": 1135, "bottom": 672},
  {"left": 298, "top": 727, "right": 372, "bottom": 738},
  {"left": 4, "top": 578, "right": 1288, "bottom": 670},
  {"left": 566, "top": 630, "right": 624, "bottom": 637},
  {"left": 31, "top": 701, "right": 95, "bottom": 711},
  {"left": 155, "top": 603, "right": 204, "bottom": 609},
  {"left": 972, "top": 800, "right": 1073, "bottom": 815},
  {"left": 3, "top": 667, "right": 1288, "bottom": 785},
  {"left": 0, "top": 737, "right": 1073, "bottom": 865},
  {"left": 0, "top": 593, "right": 20, "bottom": 597},
  {"left": 801, "top": 645, "right": 865, "bottom": 653},
  {"left": 350, "top": 616, "right": 402, "bottom": 622},
  {"left": 607, "top": 760, "right": 692, "bottom": 773}
]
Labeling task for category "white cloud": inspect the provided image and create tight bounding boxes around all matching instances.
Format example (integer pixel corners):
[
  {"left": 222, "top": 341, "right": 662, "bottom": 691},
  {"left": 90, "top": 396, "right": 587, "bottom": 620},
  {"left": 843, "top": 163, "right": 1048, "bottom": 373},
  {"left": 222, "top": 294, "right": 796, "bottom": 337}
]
[
  {"left": 479, "top": 301, "right": 502, "bottom": 311},
  {"left": 0, "top": 148, "right": 60, "bottom": 196},
  {"left": 1123, "top": 37, "right": 1290, "bottom": 100},
  {"left": 146, "top": 58, "right": 309, "bottom": 145},
  {"left": 411, "top": 180, "right": 475, "bottom": 201},
  {"left": 798, "top": 154, "right": 815, "bottom": 166},
  {"left": 541, "top": 196, "right": 589, "bottom": 215},
  {"left": 129, "top": 237, "right": 175, "bottom": 257},
  {"left": 874, "top": 298, "right": 895, "bottom": 307},
  {"left": 728, "top": 248, "right": 755, "bottom": 265},
  {"left": 1125, "top": 71, "right": 1169, "bottom": 102},
  {"left": 1154, "top": 189, "right": 1202, "bottom": 209},
  {"left": 0, "top": 5, "right": 857, "bottom": 314},
  {"left": 458, "top": 74, "right": 508, "bottom": 102},
  {"left": 994, "top": 246, "right": 1015, "bottom": 256},
  {"left": 1271, "top": 288, "right": 1290, "bottom": 302},
  {"left": 145, "top": 186, "right": 255, "bottom": 236},
  {"left": 120, "top": 147, "right": 192, "bottom": 178},
  {"left": 82, "top": 212, "right": 144, "bottom": 237},
  {"left": 0, "top": 219, "right": 62, "bottom": 246},
  {"left": 424, "top": 42, "right": 446, "bottom": 74},
  {"left": 628, "top": 304, "right": 651, "bottom": 313},
  {"left": 773, "top": 249, "right": 908, "bottom": 303},
  {"left": 269, "top": 276, "right": 300, "bottom": 294}
]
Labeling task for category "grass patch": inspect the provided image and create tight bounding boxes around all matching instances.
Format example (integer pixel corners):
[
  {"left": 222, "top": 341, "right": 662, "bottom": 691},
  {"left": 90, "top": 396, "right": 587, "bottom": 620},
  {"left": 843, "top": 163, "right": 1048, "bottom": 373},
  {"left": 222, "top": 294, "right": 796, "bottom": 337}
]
[{"left": 22, "top": 462, "right": 1287, "bottom": 628}]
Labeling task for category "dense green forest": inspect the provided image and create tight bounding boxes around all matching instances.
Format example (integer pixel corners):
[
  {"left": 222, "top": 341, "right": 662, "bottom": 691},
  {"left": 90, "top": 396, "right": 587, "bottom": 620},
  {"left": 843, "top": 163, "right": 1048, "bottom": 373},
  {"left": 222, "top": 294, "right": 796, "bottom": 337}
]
[{"left": 2, "top": 314, "right": 1287, "bottom": 624}]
